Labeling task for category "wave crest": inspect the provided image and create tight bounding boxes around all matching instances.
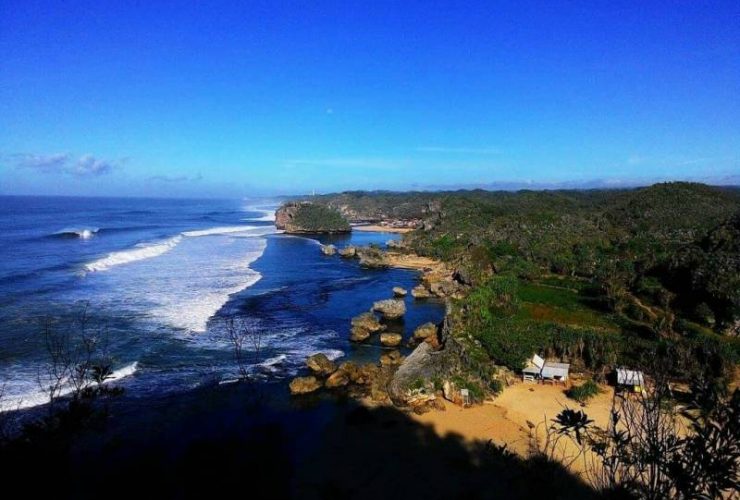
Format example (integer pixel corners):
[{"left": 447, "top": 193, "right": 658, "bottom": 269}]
[
  {"left": 54, "top": 227, "right": 100, "bottom": 239},
  {"left": 84, "top": 236, "right": 183, "bottom": 272}
]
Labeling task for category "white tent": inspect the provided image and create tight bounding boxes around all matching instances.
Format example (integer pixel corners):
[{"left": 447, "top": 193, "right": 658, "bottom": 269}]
[
  {"left": 616, "top": 368, "right": 644, "bottom": 387},
  {"left": 522, "top": 354, "right": 545, "bottom": 381}
]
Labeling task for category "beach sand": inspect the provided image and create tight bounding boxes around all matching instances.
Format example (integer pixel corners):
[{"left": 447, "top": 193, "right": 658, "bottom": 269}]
[
  {"left": 353, "top": 224, "right": 414, "bottom": 233},
  {"left": 410, "top": 382, "right": 616, "bottom": 470}
]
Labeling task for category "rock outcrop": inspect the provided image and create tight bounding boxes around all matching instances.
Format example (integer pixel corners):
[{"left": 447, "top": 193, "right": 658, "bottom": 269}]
[
  {"left": 289, "top": 376, "right": 322, "bottom": 395},
  {"left": 320, "top": 244, "right": 337, "bottom": 256},
  {"left": 379, "top": 350, "right": 403, "bottom": 367},
  {"left": 325, "top": 370, "right": 350, "bottom": 388},
  {"left": 355, "top": 247, "right": 388, "bottom": 268},
  {"left": 388, "top": 318, "right": 469, "bottom": 405},
  {"left": 338, "top": 246, "right": 356, "bottom": 258},
  {"left": 350, "top": 312, "right": 386, "bottom": 342},
  {"left": 379, "top": 332, "right": 402, "bottom": 347},
  {"left": 392, "top": 286, "right": 408, "bottom": 297},
  {"left": 411, "top": 284, "right": 432, "bottom": 299},
  {"left": 372, "top": 299, "right": 406, "bottom": 320},
  {"left": 275, "top": 202, "right": 351, "bottom": 234},
  {"left": 412, "top": 322, "right": 440, "bottom": 348},
  {"left": 306, "top": 353, "right": 336, "bottom": 376}
]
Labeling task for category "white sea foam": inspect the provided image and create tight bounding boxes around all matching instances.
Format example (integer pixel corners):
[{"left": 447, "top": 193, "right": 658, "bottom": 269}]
[
  {"left": 84, "top": 236, "right": 183, "bottom": 272},
  {"left": 241, "top": 211, "right": 275, "bottom": 222},
  {"left": 0, "top": 362, "right": 139, "bottom": 412},
  {"left": 181, "top": 225, "right": 257, "bottom": 237},
  {"left": 83, "top": 226, "right": 268, "bottom": 273}
]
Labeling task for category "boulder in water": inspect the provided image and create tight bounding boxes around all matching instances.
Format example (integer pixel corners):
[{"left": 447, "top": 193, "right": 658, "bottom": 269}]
[
  {"left": 392, "top": 286, "right": 408, "bottom": 297},
  {"left": 325, "top": 370, "right": 350, "bottom": 388},
  {"left": 350, "top": 312, "right": 385, "bottom": 342},
  {"left": 372, "top": 299, "right": 406, "bottom": 320},
  {"left": 306, "top": 353, "right": 336, "bottom": 376},
  {"left": 289, "top": 376, "right": 322, "bottom": 395},
  {"left": 338, "top": 246, "right": 356, "bottom": 258},
  {"left": 320, "top": 244, "right": 337, "bottom": 256},
  {"left": 380, "top": 332, "right": 402, "bottom": 347}
]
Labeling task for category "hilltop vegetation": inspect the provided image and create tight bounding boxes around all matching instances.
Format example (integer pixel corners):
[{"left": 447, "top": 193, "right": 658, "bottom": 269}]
[
  {"left": 307, "top": 183, "right": 740, "bottom": 382},
  {"left": 275, "top": 202, "right": 351, "bottom": 233}
]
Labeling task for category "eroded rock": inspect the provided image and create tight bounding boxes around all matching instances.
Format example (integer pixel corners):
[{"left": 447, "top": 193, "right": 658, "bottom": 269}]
[
  {"left": 306, "top": 353, "right": 336, "bottom": 376},
  {"left": 372, "top": 299, "right": 406, "bottom": 320},
  {"left": 411, "top": 285, "right": 432, "bottom": 299},
  {"left": 320, "top": 244, "right": 337, "bottom": 256},
  {"left": 380, "top": 332, "right": 402, "bottom": 347},
  {"left": 289, "top": 376, "right": 321, "bottom": 395}
]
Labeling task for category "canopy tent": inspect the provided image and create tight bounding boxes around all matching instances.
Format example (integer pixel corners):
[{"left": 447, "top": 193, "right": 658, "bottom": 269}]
[{"left": 616, "top": 368, "right": 644, "bottom": 387}]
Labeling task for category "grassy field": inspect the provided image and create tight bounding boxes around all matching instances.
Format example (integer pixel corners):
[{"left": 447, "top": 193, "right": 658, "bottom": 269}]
[{"left": 516, "top": 280, "right": 620, "bottom": 332}]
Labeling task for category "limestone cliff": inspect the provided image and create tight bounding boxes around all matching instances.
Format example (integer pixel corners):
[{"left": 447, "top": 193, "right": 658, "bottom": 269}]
[{"left": 275, "top": 202, "right": 351, "bottom": 233}]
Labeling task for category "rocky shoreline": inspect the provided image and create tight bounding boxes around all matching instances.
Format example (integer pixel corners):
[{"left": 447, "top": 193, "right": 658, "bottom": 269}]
[{"left": 287, "top": 236, "right": 503, "bottom": 415}]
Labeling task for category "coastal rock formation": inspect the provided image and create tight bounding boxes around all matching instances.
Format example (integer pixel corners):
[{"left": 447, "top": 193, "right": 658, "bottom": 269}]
[
  {"left": 379, "top": 350, "right": 403, "bottom": 367},
  {"left": 412, "top": 322, "right": 439, "bottom": 348},
  {"left": 320, "top": 244, "right": 337, "bottom": 256},
  {"left": 274, "top": 202, "right": 351, "bottom": 234},
  {"left": 289, "top": 376, "right": 322, "bottom": 395},
  {"left": 388, "top": 320, "right": 468, "bottom": 405},
  {"left": 306, "top": 353, "right": 337, "bottom": 376},
  {"left": 325, "top": 370, "right": 350, "bottom": 388},
  {"left": 355, "top": 247, "right": 388, "bottom": 268},
  {"left": 338, "top": 246, "right": 356, "bottom": 258},
  {"left": 372, "top": 299, "right": 406, "bottom": 320},
  {"left": 411, "top": 284, "right": 432, "bottom": 299},
  {"left": 442, "top": 380, "right": 465, "bottom": 406},
  {"left": 379, "top": 332, "right": 402, "bottom": 347},
  {"left": 392, "top": 286, "right": 408, "bottom": 297},
  {"left": 429, "top": 278, "right": 461, "bottom": 298},
  {"left": 350, "top": 312, "right": 386, "bottom": 342}
]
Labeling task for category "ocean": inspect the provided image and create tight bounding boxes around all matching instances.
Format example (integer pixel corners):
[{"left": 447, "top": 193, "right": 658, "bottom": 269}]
[{"left": 0, "top": 196, "right": 445, "bottom": 412}]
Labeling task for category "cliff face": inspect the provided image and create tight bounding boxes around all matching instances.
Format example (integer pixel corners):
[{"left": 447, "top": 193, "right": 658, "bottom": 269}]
[{"left": 275, "top": 202, "right": 351, "bottom": 233}]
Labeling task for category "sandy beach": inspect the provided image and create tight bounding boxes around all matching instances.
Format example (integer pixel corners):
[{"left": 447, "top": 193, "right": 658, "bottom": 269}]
[
  {"left": 353, "top": 224, "right": 414, "bottom": 233},
  {"left": 410, "top": 382, "right": 616, "bottom": 469}
]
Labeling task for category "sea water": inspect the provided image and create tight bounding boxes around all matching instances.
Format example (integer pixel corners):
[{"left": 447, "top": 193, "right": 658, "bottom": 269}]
[{"left": 0, "top": 196, "right": 445, "bottom": 411}]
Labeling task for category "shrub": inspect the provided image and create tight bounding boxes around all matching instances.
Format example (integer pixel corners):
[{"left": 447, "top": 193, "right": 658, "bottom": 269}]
[
  {"left": 567, "top": 379, "right": 600, "bottom": 404},
  {"left": 489, "top": 378, "right": 505, "bottom": 395}
]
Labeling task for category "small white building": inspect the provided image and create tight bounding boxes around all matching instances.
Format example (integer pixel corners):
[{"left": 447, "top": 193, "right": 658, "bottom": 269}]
[
  {"left": 616, "top": 368, "right": 645, "bottom": 391},
  {"left": 541, "top": 362, "right": 570, "bottom": 383},
  {"left": 522, "top": 354, "right": 570, "bottom": 384}
]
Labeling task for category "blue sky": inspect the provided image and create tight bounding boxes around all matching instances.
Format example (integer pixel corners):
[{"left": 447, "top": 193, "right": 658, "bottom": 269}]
[{"left": 1, "top": 1, "right": 738, "bottom": 197}]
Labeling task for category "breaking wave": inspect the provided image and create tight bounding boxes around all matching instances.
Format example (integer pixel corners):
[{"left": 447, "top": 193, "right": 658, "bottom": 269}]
[
  {"left": 0, "top": 362, "right": 139, "bottom": 412},
  {"left": 53, "top": 227, "right": 100, "bottom": 239},
  {"left": 83, "top": 226, "right": 265, "bottom": 273},
  {"left": 84, "top": 236, "right": 183, "bottom": 272}
]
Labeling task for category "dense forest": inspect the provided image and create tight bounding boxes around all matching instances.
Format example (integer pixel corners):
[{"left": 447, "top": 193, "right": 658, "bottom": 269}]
[{"left": 306, "top": 183, "right": 740, "bottom": 384}]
